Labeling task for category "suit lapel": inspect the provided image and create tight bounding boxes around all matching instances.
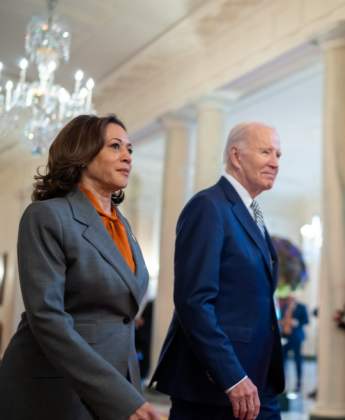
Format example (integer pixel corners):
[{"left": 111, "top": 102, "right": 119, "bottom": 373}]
[
  {"left": 265, "top": 230, "right": 279, "bottom": 289},
  {"left": 218, "top": 177, "right": 273, "bottom": 281},
  {"left": 66, "top": 186, "right": 141, "bottom": 307}
]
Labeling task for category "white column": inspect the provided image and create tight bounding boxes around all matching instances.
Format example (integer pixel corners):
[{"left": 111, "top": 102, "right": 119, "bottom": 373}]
[
  {"left": 311, "top": 23, "right": 345, "bottom": 420},
  {"left": 122, "top": 174, "right": 141, "bottom": 236},
  {"left": 151, "top": 114, "right": 192, "bottom": 372},
  {"left": 194, "top": 96, "right": 225, "bottom": 193}
]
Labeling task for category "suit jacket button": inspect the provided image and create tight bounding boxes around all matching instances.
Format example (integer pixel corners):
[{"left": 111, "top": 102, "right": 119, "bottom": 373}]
[{"left": 123, "top": 316, "right": 131, "bottom": 325}]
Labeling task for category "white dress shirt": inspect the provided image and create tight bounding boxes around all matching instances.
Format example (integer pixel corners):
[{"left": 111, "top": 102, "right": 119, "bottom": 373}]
[
  {"left": 222, "top": 171, "right": 254, "bottom": 219},
  {"left": 222, "top": 171, "right": 252, "bottom": 393}
]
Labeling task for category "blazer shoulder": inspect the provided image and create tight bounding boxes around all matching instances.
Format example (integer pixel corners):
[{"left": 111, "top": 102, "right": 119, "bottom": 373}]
[{"left": 21, "top": 197, "right": 71, "bottom": 226}]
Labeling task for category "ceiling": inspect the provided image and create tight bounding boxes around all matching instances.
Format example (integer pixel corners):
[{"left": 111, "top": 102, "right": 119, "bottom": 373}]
[{"left": 0, "top": 0, "right": 210, "bottom": 93}]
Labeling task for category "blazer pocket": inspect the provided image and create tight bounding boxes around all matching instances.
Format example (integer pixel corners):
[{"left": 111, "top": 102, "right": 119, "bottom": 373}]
[
  {"left": 32, "top": 356, "right": 63, "bottom": 378},
  {"left": 220, "top": 324, "right": 252, "bottom": 343},
  {"left": 74, "top": 320, "right": 97, "bottom": 344}
]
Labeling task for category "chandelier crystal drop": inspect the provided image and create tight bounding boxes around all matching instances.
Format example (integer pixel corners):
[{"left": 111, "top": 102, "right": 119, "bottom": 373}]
[{"left": 0, "top": 0, "right": 96, "bottom": 157}]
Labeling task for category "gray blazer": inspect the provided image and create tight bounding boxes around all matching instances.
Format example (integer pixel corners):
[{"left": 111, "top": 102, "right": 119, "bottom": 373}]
[{"left": 0, "top": 186, "right": 148, "bottom": 420}]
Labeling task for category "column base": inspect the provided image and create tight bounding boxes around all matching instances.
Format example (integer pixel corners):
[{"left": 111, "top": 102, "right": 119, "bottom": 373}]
[
  {"left": 310, "top": 415, "right": 345, "bottom": 420},
  {"left": 310, "top": 407, "right": 345, "bottom": 420}
]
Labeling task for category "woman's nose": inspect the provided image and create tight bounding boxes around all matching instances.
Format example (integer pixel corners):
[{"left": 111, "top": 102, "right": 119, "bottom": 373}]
[{"left": 122, "top": 149, "right": 132, "bottom": 162}]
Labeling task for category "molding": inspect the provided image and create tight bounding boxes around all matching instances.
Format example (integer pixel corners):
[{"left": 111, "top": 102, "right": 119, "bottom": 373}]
[
  {"left": 95, "top": 0, "right": 345, "bottom": 134},
  {"left": 312, "top": 21, "right": 345, "bottom": 50}
]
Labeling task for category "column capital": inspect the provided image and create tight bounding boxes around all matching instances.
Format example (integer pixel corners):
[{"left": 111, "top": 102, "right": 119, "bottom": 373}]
[
  {"left": 196, "top": 91, "right": 241, "bottom": 111},
  {"left": 313, "top": 21, "right": 345, "bottom": 51},
  {"left": 159, "top": 112, "right": 194, "bottom": 131}
]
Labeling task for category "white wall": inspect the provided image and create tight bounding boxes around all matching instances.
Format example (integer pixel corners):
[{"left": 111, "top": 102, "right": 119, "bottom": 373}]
[{"left": 0, "top": 154, "right": 46, "bottom": 355}]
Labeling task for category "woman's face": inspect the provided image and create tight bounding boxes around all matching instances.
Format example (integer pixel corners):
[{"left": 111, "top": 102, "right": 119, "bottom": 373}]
[{"left": 82, "top": 123, "right": 132, "bottom": 193}]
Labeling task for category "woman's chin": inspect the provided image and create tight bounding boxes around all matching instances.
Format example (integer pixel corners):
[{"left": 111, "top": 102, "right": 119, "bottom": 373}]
[{"left": 112, "top": 181, "right": 129, "bottom": 191}]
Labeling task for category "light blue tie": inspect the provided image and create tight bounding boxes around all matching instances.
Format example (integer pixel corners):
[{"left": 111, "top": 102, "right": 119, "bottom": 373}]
[{"left": 250, "top": 200, "right": 266, "bottom": 238}]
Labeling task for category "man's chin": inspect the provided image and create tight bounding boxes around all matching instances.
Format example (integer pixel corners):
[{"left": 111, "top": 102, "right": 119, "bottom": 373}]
[{"left": 264, "top": 181, "right": 275, "bottom": 190}]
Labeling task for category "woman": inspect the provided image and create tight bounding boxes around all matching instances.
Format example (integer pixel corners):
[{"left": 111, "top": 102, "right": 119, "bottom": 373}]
[{"left": 0, "top": 115, "right": 160, "bottom": 420}]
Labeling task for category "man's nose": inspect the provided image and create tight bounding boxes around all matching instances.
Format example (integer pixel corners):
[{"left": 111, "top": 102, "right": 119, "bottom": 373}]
[{"left": 269, "top": 154, "right": 279, "bottom": 167}]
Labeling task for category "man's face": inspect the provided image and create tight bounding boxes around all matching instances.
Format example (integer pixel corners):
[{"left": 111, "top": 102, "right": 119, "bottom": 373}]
[{"left": 235, "top": 128, "right": 281, "bottom": 197}]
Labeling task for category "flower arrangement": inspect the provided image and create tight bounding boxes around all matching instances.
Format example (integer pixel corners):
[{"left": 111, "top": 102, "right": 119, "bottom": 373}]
[{"left": 271, "top": 236, "right": 307, "bottom": 297}]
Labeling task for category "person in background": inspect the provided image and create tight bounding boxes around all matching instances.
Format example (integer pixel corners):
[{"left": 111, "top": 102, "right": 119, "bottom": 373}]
[
  {"left": 280, "top": 294, "right": 309, "bottom": 393},
  {"left": 333, "top": 307, "right": 345, "bottom": 330},
  {"left": 135, "top": 300, "right": 154, "bottom": 384},
  {"left": 0, "top": 114, "right": 159, "bottom": 420}
]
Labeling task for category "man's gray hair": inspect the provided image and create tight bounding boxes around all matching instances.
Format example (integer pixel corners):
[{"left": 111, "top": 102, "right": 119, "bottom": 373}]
[{"left": 223, "top": 121, "right": 276, "bottom": 165}]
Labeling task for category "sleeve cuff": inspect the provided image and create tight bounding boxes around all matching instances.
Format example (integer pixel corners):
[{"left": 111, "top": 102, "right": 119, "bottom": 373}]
[{"left": 225, "top": 375, "right": 248, "bottom": 394}]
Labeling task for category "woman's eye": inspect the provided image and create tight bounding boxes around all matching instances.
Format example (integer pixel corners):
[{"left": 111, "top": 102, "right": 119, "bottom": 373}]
[
  {"left": 128, "top": 149, "right": 133, "bottom": 155},
  {"left": 111, "top": 143, "right": 120, "bottom": 149}
]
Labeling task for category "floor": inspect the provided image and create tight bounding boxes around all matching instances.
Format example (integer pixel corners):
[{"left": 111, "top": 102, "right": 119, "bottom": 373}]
[{"left": 145, "top": 359, "right": 317, "bottom": 420}]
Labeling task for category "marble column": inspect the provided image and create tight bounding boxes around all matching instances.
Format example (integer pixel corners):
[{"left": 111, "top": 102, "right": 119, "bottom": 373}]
[
  {"left": 151, "top": 114, "right": 192, "bottom": 373},
  {"left": 310, "top": 23, "right": 345, "bottom": 420},
  {"left": 121, "top": 174, "right": 141, "bottom": 236},
  {"left": 194, "top": 96, "right": 225, "bottom": 193}
]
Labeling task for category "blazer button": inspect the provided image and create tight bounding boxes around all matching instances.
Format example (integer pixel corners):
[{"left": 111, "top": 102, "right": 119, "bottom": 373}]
[{"left": 123, "top": 316, "right": 131, "bottom": 325}]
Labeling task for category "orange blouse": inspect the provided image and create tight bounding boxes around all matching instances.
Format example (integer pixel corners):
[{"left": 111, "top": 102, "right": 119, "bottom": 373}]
[{"left": 78, "top": 184, "right": 135, "bottom": 273}]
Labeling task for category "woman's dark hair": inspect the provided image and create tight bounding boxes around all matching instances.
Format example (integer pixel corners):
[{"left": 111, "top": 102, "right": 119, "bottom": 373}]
[{"left": 32, "top": 114, "right": 127, "bottom": 204}]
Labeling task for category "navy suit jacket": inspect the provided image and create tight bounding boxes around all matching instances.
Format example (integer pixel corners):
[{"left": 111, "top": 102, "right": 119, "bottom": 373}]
[
  {"left": 151, "top": 177, "right": 285, "bottom": 405},
  {"left": 281, "top": 303, "right": 309, "bottom": 343}
]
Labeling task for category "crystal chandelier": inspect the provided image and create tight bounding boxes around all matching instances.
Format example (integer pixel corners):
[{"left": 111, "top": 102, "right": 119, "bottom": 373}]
[{"left": 0, "top": 0, "right": 96, "bottom": 157}]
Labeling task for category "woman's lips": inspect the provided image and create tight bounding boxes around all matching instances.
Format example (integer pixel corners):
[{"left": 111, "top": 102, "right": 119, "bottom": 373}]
[{"left": 117, "top": 169, "right": 130, "bottom": 175}]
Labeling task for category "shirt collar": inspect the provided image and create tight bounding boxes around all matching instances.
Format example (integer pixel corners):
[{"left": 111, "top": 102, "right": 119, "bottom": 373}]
[
  {"left": 222, "top": 171, "right": 253, "bottom": 211},
  {"left": 78, "top": 183, "right": 118, "bottom": 221}
]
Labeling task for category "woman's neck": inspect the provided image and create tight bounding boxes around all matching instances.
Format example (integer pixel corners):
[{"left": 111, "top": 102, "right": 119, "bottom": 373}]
[{"left": 79, "top": 181, "right": 112, "bottom": 215}]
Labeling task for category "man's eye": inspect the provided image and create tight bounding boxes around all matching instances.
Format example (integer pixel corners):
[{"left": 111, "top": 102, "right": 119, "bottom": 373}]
[{"left": 263, "top": 150, "right": 269, "bottom": 154}]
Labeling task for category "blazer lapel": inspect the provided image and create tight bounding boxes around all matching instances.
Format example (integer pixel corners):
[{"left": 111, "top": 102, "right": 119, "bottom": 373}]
[
  {"left": 218, "top": 177, "right": 273, "bottom": 280},
  {"left": 116, "top": 207, "right": 148, "bottom": 299},
  {"left": 66, "top": 186, "right": 141, "bottom": 307}
]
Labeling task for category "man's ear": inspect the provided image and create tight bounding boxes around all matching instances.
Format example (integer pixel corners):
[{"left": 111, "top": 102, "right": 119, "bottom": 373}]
[{"left": 230, "top": 146, "right": 241, "bottom": 169}]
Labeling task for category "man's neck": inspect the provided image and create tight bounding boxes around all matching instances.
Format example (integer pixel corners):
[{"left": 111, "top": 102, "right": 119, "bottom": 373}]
[{"left": 225, "top": 168, "right": 256, "bottom": 199}]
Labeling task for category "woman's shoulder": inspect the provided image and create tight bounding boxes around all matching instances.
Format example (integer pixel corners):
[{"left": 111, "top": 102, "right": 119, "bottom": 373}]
[{"left": 22, "top": 196, "right": 72, "bottom": 224}]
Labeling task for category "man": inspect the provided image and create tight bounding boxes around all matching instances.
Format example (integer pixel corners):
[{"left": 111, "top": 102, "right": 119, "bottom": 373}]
[
  {"left": 150, "top": 122, "right": 285, "bottom": 420},
  {"left": 280, "top": 294, "right": 309, "bottom": 393}
]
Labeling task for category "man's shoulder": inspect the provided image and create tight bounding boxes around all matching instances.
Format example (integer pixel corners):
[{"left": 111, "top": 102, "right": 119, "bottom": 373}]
[
  {"left": 192, "top": 179, "right": 227, "bottom": 203},
  {"left": 180, "top": 180, "right": 229, "bottom": 220}
]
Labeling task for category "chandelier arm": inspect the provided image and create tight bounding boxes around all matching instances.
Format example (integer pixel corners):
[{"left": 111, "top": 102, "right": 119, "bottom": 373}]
[
  {"left": 46, "top": 0, "right": 58, "bottom": 16},
  {"left": 0, "top": 0, "right": 96, "bottom": 158}
]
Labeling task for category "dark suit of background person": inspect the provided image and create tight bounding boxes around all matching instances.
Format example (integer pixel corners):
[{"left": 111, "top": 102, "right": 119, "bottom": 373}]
[
  {"left": 151, "top": 123, "right": 285, "bottom": 420},
  {"left": 0, "top": 115, "right": 158, "bottom": 420},
  {"left": 281, "top": 298, "right": 309, "bottom": 392}
]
